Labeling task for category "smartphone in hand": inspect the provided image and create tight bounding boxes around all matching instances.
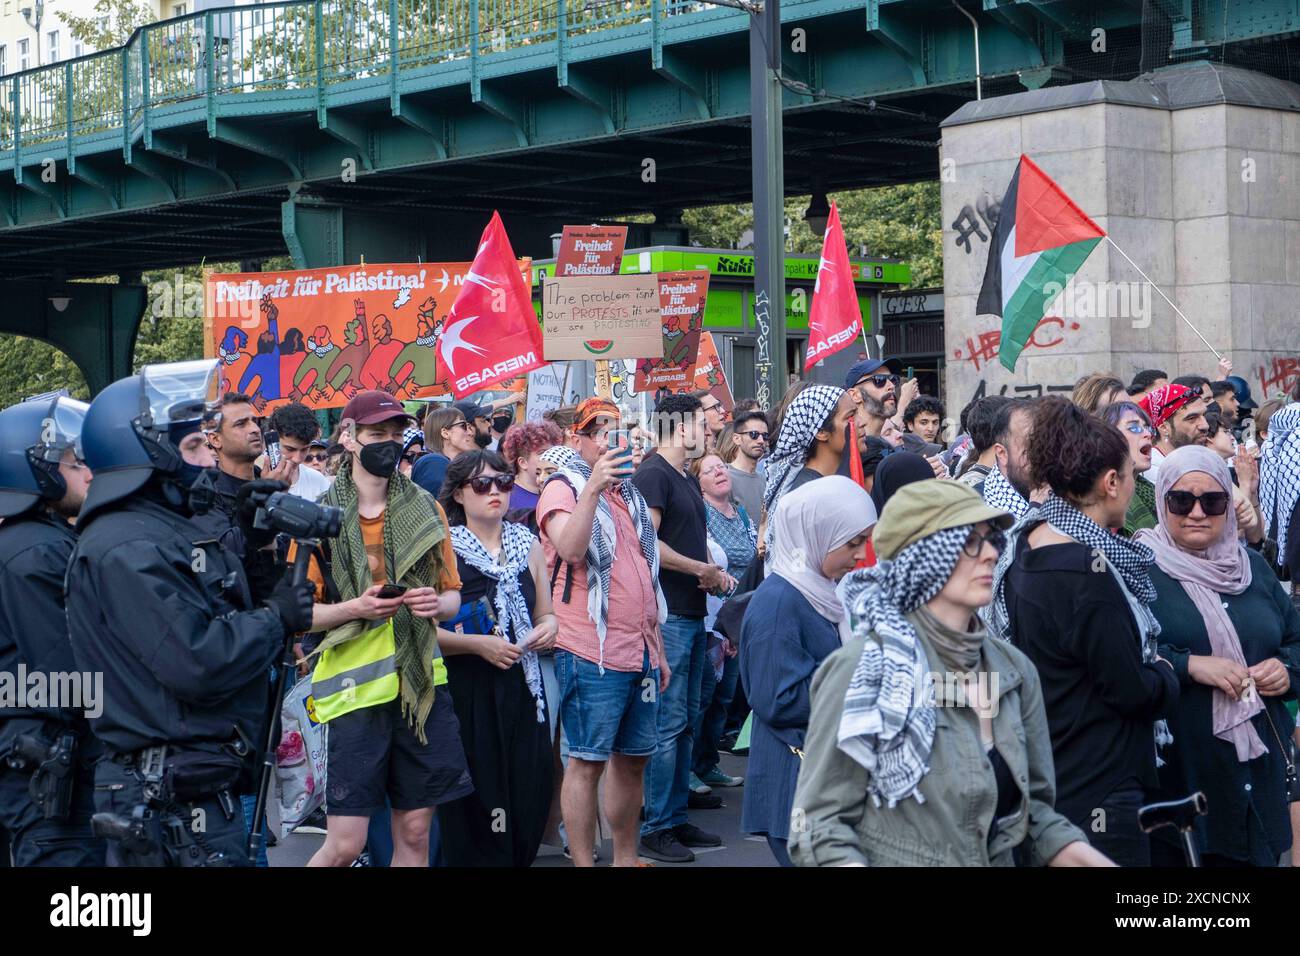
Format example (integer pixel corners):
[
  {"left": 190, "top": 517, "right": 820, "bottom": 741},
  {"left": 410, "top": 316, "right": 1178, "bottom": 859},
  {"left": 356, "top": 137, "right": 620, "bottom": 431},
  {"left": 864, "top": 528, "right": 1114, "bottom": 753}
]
[
  {"left": 606, "top": 428, "right": 635, "bottom": 475},
  {"left": 264, "top": 429, "right": 282, "bottom": 469},
  {"left": 376, "top": 584, "right": 408, "bottom": 600}
]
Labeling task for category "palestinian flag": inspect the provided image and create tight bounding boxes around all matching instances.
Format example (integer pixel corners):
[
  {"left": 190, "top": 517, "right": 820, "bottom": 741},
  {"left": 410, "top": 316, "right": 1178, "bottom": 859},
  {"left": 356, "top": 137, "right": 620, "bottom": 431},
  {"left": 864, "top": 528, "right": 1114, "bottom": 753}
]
[{"left": 977, "top": 154, "right": 1105, "bottom": 371}]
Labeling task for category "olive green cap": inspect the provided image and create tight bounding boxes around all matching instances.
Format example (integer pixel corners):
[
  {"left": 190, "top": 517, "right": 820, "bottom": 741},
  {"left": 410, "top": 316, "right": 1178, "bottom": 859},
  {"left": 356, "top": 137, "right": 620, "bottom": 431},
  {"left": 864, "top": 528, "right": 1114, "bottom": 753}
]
[{"left": 872, "top": 479, "right": 1015, "bottom": 561}]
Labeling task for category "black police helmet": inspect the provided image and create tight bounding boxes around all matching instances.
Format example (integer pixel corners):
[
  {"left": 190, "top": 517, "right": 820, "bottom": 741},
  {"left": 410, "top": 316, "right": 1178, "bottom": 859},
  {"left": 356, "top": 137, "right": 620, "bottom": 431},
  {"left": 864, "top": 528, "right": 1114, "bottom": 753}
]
[
  {"left": 0, "top": 395, "right": 89, "bottom": 518},
  {"left": 78, "top": 359, "right": 220, "bottom": 526}
]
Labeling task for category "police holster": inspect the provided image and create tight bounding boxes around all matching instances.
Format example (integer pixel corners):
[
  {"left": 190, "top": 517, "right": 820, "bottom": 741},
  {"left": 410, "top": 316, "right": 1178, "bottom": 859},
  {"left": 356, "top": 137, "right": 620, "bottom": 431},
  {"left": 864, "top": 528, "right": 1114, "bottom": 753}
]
[
  {"left": 92, "top": 742, "right": 248, "bottom": 867},
  {"left": 5, "top": 726, "right": 79, "bottom": 822}
]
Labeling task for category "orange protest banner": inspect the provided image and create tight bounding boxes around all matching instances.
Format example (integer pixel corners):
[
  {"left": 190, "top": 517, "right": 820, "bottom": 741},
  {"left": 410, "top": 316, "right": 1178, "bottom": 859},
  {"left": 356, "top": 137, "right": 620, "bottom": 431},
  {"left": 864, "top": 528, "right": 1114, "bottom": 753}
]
[
  {"left": 554, "top": 225, "right": 628, "bottom": 277},
  {"left": 204, "top": 260, "right": 528, "bottom": 412},
  {"left": 633, "top": 270, "right": 709, "bottom": 392},
  {"left": 692, "top": 331, "right": 735, "bottom": 412}
]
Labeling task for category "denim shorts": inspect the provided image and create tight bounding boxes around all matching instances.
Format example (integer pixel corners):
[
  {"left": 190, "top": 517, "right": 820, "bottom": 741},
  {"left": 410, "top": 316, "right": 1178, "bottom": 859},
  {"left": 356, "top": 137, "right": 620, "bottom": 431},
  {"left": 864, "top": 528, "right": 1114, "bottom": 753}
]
[{"left": 554, "top": 647, "right": 659, "bottom": 761}]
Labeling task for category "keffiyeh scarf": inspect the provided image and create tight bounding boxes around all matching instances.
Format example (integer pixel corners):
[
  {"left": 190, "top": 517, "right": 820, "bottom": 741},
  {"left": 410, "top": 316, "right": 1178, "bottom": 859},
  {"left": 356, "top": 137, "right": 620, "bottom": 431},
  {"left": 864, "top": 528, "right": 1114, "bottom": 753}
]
[
  {"left": 981, "top": 465, "right": 1032, "bottom": 520},
  {"left": 540, "top": 449, "right": 667, "bottom": 672},
  {"left": 988, "top": 493, "right": 1172, "bottom": 756},
  {"left": 449, "top": 522, "right": 546, "bottom": 723},
  {"left": 762, "top": 385, "right": 844, "bottom": 563},
  {"left": 1260, "top": 403, "right": 1300, "bottom": 560},
  {"left": 402, "top": 427, "right": 425, "bottom": 454},
  {"left": 837, "top": 526, "right": 970, "bottom": 807}
]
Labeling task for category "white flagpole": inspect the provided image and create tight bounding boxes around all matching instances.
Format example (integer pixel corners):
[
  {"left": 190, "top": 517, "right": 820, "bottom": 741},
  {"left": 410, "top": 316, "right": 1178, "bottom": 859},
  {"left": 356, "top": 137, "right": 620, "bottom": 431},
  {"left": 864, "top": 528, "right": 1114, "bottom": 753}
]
[{"left": 1104, "top": 235, "right": 1222, "bottom": 360}]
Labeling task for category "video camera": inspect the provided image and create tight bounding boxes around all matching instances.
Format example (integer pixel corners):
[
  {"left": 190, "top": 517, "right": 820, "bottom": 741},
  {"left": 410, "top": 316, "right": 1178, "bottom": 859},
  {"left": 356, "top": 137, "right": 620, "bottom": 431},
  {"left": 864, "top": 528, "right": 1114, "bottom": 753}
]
[{"left": 251, "top": 490, "right": 342, "bottom": 541}]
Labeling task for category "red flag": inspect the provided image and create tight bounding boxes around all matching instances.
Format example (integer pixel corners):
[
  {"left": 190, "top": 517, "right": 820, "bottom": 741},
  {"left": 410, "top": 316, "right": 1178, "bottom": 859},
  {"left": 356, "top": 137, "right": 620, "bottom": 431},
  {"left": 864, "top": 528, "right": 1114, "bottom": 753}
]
[
  {"left": 837, "top": 418, "right": 876, "bottom": 567},
  {"left": 805, "top": 200, "right": 863, "bottom": 369},
  {"left": 439, "top": 211, "right": 545, "bottom": 397}
]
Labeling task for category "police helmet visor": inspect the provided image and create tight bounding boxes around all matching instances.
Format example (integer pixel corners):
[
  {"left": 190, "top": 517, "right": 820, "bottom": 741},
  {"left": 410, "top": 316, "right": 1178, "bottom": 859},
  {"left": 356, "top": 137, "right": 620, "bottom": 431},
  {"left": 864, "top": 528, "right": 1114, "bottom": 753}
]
[
  {"left": 139, "top": 359, "right": 220, "bottom": 428},
  {"left": 34, "top": 396, "right": 90, "bottom": 463}
]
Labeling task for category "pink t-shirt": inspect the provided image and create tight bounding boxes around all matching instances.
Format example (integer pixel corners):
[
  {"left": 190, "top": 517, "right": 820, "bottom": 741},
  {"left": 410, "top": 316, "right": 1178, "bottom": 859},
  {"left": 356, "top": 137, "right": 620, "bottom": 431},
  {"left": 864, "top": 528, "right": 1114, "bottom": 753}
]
[{"left": 537, "top": 479, "right": 662, "bottom": 673}]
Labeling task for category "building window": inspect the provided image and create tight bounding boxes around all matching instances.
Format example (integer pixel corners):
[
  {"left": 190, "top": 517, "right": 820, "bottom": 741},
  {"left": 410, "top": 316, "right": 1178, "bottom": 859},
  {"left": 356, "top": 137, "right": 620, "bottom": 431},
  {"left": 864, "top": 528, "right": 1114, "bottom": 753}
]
[
  {"left": 0, "top": 45, "right": 6, "bottom": 77},
  {"left": 173, "top": 2, "right": 186, "bottom": 16},
  {"left": 47, "top": 29, "right": 58, "bottom": 62},
  {"left": 18, "top": 38, "right": 28, "bottom": 71},
  {"left": 73, "top": 39, "right": 83, "bottom": 58}
]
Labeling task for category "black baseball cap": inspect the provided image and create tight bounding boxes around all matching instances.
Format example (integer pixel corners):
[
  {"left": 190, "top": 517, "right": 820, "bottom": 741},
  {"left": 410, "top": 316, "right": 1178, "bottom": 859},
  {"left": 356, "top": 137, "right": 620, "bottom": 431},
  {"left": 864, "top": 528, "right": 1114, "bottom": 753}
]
[
  {"left": 845, "top": 357, "right": 902, "bottom": 389},
  {"left": 454, "top": 400, "right": 491, "bottom": 422}
]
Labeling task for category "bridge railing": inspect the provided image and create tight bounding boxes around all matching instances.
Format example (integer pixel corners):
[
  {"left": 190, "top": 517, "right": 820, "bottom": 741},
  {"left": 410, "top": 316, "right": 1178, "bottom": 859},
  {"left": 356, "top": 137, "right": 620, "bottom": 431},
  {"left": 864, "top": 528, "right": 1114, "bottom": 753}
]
[{"left": 0, "top": 0, "right": 728, "bottom": 156}]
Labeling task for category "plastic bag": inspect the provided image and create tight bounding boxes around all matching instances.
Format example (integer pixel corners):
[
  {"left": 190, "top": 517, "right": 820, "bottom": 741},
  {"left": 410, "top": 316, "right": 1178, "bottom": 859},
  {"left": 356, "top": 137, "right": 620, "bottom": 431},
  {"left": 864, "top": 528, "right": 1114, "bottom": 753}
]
[{"left": 274, "top": 673, "right": 327, "bottom": 838}]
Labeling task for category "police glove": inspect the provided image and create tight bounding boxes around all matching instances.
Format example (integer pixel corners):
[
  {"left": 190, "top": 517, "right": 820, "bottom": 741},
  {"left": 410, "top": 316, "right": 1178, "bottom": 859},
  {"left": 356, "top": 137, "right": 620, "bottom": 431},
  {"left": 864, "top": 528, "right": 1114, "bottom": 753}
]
[
  {"left": 264, "top": 570, "right": 316, "bottom": 635},
  {"left": 235, "top": 479, "right": 289, "bottom": 550}
]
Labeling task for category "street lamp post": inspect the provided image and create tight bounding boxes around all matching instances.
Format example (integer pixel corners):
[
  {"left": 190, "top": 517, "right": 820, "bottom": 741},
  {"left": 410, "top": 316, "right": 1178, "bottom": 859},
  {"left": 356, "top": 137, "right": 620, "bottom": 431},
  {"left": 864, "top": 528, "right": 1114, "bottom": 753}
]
[{"left": 748, "top": 0, "right": 785, "bottom": 408}]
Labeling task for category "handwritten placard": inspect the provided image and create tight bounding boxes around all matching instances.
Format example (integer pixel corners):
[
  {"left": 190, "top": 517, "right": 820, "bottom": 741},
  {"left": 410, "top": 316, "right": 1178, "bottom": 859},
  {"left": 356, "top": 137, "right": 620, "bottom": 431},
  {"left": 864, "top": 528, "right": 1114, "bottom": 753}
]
[{"left": 542, "top": 275, "right": 663, "bottom": 361}]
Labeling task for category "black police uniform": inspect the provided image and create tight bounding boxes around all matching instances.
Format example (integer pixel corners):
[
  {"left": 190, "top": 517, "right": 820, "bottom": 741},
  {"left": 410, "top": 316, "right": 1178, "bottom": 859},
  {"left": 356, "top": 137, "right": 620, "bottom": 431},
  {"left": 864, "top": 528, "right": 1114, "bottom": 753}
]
[
  {"left": 0, "top": 509, "right": 105, "bottom": 866},
  {"left": 66, "top": 490, "right": 285, "bottom": 866}
]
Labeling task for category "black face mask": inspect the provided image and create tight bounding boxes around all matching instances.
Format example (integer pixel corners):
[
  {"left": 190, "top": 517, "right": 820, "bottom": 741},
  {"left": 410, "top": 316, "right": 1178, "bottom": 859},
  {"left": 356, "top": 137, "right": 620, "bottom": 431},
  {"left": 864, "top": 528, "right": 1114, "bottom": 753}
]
[
  {"left": 492, "top": 414, "right": 513, "bottom": 434},
  {"left": 359, "top": 440, "right": 403, "bottom": 479}
]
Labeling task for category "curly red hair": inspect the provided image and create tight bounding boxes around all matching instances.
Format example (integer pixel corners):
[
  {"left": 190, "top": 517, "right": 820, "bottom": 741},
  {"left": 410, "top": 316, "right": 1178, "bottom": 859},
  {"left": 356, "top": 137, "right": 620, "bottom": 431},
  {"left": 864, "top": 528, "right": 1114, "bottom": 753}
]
[{"left": 500, "top": 420, "right": 564, "bottom": 470}]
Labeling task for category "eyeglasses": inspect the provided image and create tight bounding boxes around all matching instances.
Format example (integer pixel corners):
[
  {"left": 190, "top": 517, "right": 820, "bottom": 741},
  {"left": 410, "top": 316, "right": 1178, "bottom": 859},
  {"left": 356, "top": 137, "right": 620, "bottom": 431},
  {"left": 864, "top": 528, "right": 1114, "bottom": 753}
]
[
  {"left": 1121, "top": 420, "right": 1156, "bottom": 437},
  {"left": 961, "top": 528, "right": 1006, "bottom": 558},
  {"left": 856, "top": 374, "right": 900, "bottom": 391},
  {"left": 305, "top": 453, "right": 328, "bottom": 464},
  {"left": 449, "top": 419, "right": 473, "bottom": 431},
  {"left": 701, "top": 402, "right": 722, "bottom": 414},
  {"left": 1164, "top": 490, "right": 1230, "bottom": 517},
  {"left": 402, "top": 451, "right": 427, "bottom": 465},
  {"left": 699, "top": 464, "right": 728, "bottom": 477},
  {"left": 738, "top": 429, "right": 769, "bottom": 442},
  {"left": 64, "top": 459, "right": 90, "bottom": 472},
  {"left": 463, "top": 473, "right": 516, "bottom": 495}
]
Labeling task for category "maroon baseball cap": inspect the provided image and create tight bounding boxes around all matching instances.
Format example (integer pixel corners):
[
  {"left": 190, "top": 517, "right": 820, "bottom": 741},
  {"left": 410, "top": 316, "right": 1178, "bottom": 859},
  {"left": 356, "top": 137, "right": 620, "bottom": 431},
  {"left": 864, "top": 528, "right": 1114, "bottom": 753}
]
[{"left": 342, "top": 390, "right": 414, "bottom": 426}]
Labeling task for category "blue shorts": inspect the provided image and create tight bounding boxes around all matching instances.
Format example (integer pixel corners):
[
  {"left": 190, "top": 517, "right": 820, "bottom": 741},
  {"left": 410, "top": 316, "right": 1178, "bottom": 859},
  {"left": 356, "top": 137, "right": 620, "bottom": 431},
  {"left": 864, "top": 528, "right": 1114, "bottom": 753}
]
[{"left": 555, "top": 647, "right": 659, "bottom": 761}]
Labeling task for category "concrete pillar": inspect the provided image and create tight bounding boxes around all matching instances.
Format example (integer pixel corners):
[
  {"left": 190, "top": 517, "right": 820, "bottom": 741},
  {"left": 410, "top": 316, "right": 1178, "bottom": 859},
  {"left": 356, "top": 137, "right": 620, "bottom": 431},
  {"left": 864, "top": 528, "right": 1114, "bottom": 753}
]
[{"left": 939, "top": 61, "right": 1300, "bottom": 411}]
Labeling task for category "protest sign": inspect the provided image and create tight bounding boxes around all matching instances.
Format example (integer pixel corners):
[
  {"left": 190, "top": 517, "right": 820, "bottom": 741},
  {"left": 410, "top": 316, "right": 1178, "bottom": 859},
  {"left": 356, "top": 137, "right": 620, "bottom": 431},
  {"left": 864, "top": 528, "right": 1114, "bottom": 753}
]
[
  {"left": 633, "top": 270, "right": 709, "bottom": 392},
  {"left": 525, "top": 361, "right": 589, "bottom": 421},
  {"left": 692, "top": 332, "right": 735, "bottom": 411},
  {"left": 541, "top": 274, "right": 663, "bottom": 361},
  {"left": 554, "top": 225, "right": 628, "bottom": 277},
  {"left": 205, "top": 260, "right": 529, "bottom": 412}
]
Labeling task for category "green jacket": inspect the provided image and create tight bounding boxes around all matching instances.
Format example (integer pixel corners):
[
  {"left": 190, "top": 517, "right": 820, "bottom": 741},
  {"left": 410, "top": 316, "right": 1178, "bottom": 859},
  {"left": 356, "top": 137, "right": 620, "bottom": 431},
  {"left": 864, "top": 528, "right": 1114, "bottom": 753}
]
[{"left": 789, "top": 625, "right": 1086, "bottom": 867}]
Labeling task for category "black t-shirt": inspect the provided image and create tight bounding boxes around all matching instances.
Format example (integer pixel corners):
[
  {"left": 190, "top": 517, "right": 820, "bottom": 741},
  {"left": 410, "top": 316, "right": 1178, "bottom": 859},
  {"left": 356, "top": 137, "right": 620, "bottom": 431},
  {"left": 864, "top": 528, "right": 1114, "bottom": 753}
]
[{"left": 633, "top": 453, "right": 708, "bottom": 618}]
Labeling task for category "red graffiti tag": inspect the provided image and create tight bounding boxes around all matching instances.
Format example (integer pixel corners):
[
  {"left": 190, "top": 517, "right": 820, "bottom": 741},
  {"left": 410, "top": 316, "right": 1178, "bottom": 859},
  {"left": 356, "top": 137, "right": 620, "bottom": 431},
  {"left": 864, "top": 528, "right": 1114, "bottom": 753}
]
[
  {"left": 953, "top": 317, "right": 1080, "bottom": 371},
  {"left": 1258, "top": 356, "right": 1300, "bottom": 398}
]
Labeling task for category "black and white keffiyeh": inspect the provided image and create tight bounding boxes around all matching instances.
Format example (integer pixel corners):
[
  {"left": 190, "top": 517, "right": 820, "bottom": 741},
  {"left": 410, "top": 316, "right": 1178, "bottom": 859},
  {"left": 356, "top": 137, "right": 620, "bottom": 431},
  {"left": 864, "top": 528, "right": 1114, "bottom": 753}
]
[
  {"left": 987, "top": 493, "right": 1172, "bottom": 756},
  {"left": 449, "top": 522, "right": 546, "bottom": 723},
  {"left": 1260, "top": 403, "right": 1300, "bottom": 560},
  {"left": 981, "top": 465, "right": 1031, "bottom": 520},
  {"left": 837, "top": 525, "right": 970, "bottom": 807},
  {"left": 762, "top": 385, "right": 844, "bottom": 563},
  {"left": 541, "top": 452, "right": 667, "bottom": 672}
]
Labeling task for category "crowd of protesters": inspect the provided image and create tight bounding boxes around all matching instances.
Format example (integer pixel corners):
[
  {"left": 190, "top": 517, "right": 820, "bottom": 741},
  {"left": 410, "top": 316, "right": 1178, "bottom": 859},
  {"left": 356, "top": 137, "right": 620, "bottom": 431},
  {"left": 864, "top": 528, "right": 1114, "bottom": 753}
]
[{"left": 2, "top": 346, "right": 1298, "bottom": 870}]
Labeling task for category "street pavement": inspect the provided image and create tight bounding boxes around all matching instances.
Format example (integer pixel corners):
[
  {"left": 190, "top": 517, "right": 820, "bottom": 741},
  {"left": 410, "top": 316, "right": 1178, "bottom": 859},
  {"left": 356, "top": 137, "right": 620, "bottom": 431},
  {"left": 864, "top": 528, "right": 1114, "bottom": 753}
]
[{"left": 269, "top": 752, "right": 776, "bottom": 867}]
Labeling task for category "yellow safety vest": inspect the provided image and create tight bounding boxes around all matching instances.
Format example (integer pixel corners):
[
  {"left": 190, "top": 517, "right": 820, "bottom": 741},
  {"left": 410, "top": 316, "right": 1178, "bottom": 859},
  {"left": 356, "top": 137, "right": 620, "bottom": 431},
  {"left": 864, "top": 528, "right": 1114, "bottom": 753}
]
[{"left": 311, "top": 619, "right": 448, "bottom": 723}]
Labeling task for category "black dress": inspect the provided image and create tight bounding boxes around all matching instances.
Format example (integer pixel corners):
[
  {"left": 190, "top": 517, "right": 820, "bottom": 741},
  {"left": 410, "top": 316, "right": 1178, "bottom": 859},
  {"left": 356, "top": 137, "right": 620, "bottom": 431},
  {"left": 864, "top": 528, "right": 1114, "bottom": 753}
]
[{"left": 437, "top": 556, "right": 554, "bottom": 867}]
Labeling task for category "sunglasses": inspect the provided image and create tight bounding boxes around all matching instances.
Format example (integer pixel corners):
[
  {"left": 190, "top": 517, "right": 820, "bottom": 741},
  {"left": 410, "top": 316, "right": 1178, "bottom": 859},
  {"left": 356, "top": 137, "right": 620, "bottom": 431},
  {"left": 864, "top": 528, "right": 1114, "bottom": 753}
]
[
  {"left": 961, "top": 529, "right": 1006, "bottom": 558},
  {"left": 402, "top": 451, "right": 428, "bottom": 465},
  {"left": 463, "top": 473, "right": 516, "bottom": 495},
  {"left": 856, "top": 374, "right": 900, "bottom": 390},
  {"left": 1164, "top": 490, "right": 1230, "bottom": 517},
  {"left": 1121, "top": 420, "right": 1156, "bottom": 436},
  {"left": 738, "top": 429, "right": 769, "bottom": 442},
  {"left": 305, "top": 453, "right": 328, "bottom": 464},
  {"left": 450, "top": 420, "right": 473, "bottom": 431}
]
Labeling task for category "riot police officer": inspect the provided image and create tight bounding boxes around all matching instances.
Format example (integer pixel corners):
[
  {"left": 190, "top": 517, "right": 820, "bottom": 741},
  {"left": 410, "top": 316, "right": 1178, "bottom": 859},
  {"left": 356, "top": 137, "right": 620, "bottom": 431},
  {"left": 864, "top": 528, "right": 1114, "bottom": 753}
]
[
  {"left": 65, "top": 359, "right": 315, "bottom": 866},
  {"left": 0, "top": 395, "right": 106, "bottom": 866}
]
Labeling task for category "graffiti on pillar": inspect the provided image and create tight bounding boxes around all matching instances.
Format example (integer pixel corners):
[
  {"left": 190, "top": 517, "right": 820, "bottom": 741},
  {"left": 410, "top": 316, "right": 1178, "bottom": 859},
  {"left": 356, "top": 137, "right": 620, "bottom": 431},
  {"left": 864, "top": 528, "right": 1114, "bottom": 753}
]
[
  {"left": 952, "top": 316, "right": 1081, "bottom": 372},
  {"left": 950, "top": 192, "right": 1002, "bottom": 255},
  {"left": 1257, "top": 355, "right": 1300, "bottom": 399},
  {"left": 968, "top": 379, "right": 1075, "bottom": 404},
  {"left": 754, "top": 290, "right": 772, "bottom": 411}
]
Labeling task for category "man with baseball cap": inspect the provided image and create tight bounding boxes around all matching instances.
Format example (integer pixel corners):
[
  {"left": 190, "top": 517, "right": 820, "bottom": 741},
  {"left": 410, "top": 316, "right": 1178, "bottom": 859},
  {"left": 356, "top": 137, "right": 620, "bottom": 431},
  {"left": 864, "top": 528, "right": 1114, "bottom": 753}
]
[
  {"left": 299, "top": 390, "right": 472, "bottom": 867},
  {"left": 537, "top": 397, "right": 669, "bottom": 867},
  {"left": 1138, "top": 383, "right": 1208, "bottom": 484},
  {"left": 844, "top": 357, "right": 902, "bottom": 441}
]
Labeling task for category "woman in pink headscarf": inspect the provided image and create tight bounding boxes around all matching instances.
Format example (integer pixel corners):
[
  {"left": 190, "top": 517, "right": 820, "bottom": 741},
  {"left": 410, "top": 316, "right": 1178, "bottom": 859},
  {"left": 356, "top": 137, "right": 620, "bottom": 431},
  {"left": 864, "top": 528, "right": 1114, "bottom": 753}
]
[{"left": 1136, "top": 445, "right": 1300, "bottom": 867}]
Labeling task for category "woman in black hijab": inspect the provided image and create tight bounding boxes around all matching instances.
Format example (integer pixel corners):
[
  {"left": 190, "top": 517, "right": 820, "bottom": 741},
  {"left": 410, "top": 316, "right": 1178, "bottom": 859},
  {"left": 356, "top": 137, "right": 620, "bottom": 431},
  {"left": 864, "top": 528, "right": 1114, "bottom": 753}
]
[{"left": 871, "top": 451, "right": 937, "bottom": 514}]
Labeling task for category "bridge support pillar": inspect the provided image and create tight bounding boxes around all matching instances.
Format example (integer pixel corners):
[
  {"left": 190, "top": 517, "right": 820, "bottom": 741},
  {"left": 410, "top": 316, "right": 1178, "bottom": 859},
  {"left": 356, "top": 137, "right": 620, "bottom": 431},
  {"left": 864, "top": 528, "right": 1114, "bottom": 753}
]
[
  {"left": 0, "top": 281, "right": 147, "bottom": 398},
  {"left": 939, "top": 61, "right": 1300, "bottom": 408},
  {"left": 281, "top": 194, "right": 562, "bottom": 269}
]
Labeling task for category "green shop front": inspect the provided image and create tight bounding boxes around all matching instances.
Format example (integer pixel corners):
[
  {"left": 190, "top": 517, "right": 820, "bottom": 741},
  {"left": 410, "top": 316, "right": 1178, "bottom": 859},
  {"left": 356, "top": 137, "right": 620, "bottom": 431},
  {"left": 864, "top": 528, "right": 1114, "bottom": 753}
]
[{"left": 532, "top": 247, "right": 911, "bottom": 400}]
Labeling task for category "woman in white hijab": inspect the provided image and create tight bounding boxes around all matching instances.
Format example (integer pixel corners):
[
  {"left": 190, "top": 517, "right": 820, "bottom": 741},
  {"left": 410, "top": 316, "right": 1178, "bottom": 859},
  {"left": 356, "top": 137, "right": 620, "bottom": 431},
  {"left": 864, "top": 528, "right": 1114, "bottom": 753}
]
[{"left": 739, "top": 476, "right": 877, "bottom": 866}]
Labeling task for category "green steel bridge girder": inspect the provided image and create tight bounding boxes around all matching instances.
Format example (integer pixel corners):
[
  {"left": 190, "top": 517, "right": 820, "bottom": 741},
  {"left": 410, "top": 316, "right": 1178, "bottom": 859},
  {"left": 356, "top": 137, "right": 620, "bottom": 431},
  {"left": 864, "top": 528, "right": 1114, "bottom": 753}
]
[{"left": 0, "top": 0, "right": 1087, "bottom": 233}]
